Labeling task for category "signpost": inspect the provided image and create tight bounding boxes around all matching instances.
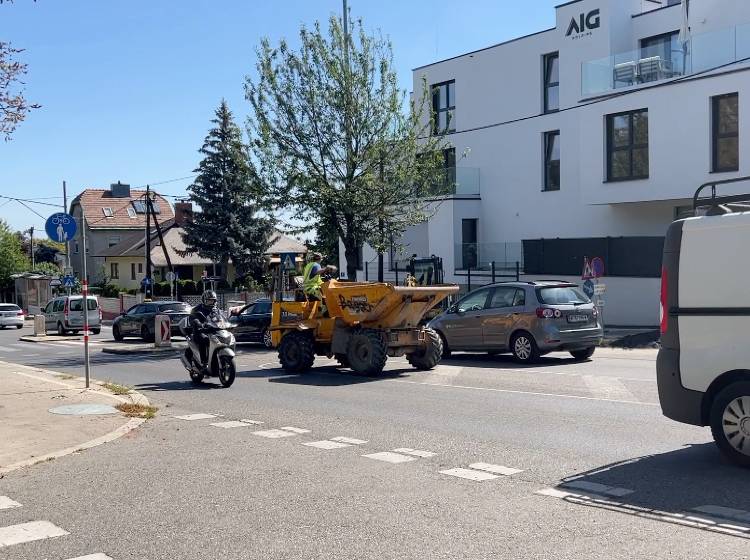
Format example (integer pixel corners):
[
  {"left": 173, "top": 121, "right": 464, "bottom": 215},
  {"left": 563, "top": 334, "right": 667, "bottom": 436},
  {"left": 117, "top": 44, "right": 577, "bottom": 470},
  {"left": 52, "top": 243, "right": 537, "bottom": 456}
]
[
  {"left": 62, "top": 276, "right": 76, "bottom": 289},
  {"left": 49, "top": 278, "right": 62, "bottom": 288},
  {"left": 45, "top": 213, "right": 77, "bottom": 244},
  {"left": 280, "top": 253, "right": 297, "bottom": 270},
  {"left": 154, "top": 315, "right": 171, "bottom": 347}
]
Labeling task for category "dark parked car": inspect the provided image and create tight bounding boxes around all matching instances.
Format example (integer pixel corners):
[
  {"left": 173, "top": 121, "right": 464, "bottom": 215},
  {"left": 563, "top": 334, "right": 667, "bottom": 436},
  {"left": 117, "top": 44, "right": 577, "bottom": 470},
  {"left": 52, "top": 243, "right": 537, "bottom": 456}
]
[
  {"left": 113, "top": 301, "right": 192, "bottom": 342},
  {"left": 229, "top": 299, "right": 274, "bottom": 348}
]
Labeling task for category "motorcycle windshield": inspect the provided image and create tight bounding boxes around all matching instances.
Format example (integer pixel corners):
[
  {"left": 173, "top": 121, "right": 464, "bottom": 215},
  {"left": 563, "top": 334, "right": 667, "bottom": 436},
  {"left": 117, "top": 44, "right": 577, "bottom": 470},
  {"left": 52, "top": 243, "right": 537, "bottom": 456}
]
[{"left": 206, "top": 312, "right": 232, "bottom": 330}]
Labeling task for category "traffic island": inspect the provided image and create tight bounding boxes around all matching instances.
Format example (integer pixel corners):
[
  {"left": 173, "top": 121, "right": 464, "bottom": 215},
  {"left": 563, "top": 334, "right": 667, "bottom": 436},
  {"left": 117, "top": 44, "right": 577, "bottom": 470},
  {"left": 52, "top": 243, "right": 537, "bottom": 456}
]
[
  {"left": 101, "top": 342, "right": 187, "bottom": 355},
  {"left": 20, "top": 334, "right": 84, "bottom": 343},
  {"left": 0, "top": 360, "right": 154, "bottom": 475}
]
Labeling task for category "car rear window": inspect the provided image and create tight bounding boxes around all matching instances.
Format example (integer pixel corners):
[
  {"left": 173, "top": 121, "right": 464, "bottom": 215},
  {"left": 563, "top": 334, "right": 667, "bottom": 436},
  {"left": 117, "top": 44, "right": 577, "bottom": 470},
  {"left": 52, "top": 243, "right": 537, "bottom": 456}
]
[
  {"left": 0, "top": 304, "right": 20, "bottom": 312},
  {"left": 159, "top": 303, "right": 190, "bottom": 313},
  {"left": 536, "top": 286, "right": 590, "bottom": 305},
  {"left": 69, "top": 298, "right": 98, "bottom": 311}
]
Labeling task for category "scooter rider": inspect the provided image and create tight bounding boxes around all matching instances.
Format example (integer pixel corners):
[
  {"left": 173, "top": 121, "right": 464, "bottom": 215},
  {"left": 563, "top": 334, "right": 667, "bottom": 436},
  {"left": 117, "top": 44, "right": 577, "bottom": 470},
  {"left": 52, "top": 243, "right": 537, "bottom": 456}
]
[{"left": 191, "top": 290, "right": 219, "bottom": 366}]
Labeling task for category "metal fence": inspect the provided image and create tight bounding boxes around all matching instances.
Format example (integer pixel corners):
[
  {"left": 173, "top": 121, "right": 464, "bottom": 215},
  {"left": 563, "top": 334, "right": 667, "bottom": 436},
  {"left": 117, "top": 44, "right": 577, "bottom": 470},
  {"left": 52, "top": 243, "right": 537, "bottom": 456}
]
[{"left": 454, "top": 261, "right": 521, "bottom": 293}]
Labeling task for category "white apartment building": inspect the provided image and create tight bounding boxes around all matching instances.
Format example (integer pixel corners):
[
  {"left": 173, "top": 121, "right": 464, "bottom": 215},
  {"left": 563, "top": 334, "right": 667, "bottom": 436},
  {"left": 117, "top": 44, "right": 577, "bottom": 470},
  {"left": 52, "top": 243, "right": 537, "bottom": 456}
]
[{"left": 343, "top": 0, "right": 750, "bottom": 326}]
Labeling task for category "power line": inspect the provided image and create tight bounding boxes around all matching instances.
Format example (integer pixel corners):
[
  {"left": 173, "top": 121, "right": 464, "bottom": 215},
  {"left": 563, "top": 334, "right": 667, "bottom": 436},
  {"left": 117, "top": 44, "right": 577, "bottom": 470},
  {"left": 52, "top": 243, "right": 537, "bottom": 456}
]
[
  {"left": 15, "top": 199, "right": 46, "bottom": 220},
  {"left": 0, "top": 194, "right": 64, "bottom": 208}
]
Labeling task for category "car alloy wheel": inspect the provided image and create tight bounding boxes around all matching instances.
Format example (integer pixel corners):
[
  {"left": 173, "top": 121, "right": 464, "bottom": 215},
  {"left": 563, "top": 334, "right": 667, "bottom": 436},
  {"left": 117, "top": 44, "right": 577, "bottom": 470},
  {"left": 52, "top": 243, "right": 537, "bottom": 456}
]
[
  {"left": 722, "top": 396, "right": 750, "bottom": 457},
  {"left": 262, "top": 328, "right": 273, "bottom": 348},
  {"left": 514, "top": 336, "right": 532, "bottom": 361}
]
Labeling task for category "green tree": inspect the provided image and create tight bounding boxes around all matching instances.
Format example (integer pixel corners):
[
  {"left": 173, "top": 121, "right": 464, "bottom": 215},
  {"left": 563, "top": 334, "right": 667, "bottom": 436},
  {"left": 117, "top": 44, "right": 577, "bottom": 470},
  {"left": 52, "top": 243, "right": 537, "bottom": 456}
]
[
  {"left": 31, "top": 261, "right": 60, "bottom": 277},
  {"left": 247, "top": 13, "right": 449, "bottom": 280},
  {"left": 307, "top": 214, "right": 340, "bottom": 266},
  {"left": 0, "top": 219, "right": 29, "bottom": 293},
  {"left": 182, "top": 100, "right": 275, "bottom": 282}
]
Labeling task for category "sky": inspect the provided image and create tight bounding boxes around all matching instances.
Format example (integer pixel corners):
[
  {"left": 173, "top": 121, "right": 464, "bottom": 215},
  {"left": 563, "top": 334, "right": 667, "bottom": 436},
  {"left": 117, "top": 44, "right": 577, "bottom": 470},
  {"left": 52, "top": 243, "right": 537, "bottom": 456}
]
[{"left": 0, "top": 0, "right": 560, "bottom": 237}]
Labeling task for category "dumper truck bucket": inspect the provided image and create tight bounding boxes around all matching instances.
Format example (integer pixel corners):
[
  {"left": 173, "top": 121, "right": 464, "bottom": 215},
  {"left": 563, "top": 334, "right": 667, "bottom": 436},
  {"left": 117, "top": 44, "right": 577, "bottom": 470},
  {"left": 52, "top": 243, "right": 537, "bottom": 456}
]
[{"left": 321, "top": 280, "right": 459, "bottom": 330}]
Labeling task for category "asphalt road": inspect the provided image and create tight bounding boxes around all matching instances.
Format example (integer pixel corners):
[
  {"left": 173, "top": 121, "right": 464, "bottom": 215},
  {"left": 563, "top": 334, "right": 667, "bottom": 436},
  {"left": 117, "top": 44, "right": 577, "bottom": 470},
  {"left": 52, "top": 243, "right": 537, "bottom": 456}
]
[{"left": 0, "top": 323, "right": 748, "bottom": 559}]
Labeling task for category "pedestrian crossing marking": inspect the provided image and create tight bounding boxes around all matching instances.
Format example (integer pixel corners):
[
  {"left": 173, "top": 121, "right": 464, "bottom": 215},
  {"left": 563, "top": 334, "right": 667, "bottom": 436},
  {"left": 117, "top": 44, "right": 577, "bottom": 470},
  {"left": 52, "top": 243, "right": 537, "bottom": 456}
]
[
  {"left": 279, "top": 426, "right": 310, "bottom": 434},
  {"left": 174, "top": 413, "right": 217, "bottom": 421},
  {"left": 362, "top": 451, "right": 416, "bottom": 464},
  {"left": 210, "top": 421, "right": 255, "bottom": 429},
  {"left": 331, "top": 437, "right": 368, "bottom": 445},
  {"left": 0, "top": 520, "right": 69, "bottom": 547},
  {"left": 240, "top": 419, "right": 264, "bottom": 425},
  {"left": 0, "top": 497, "right": 21, "bottom": 510},
  {"left": 65, "top": 554, "right": 114, "bottom": 560},
  {"left": 253, "top": 429, "right": 298, "bottom": 439},
  {"left": 468, "top": 463, "right": 523, "bottom": 476},
  {"left": 393, "top": 448, "right": 436, "bottom": 458},
  {"left": 303, "top": 440, "right": 352, "bottom": 450},
  {"left": 439, "top": 468, "right": 499, "bottom": 482}
]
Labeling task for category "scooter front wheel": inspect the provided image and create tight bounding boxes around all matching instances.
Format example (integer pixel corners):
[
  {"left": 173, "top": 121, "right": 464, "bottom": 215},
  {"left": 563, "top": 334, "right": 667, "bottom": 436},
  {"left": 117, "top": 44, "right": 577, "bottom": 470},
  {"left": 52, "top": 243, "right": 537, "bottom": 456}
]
[{"left": 218, "top": 355, "right": 236, "bottom": 388}]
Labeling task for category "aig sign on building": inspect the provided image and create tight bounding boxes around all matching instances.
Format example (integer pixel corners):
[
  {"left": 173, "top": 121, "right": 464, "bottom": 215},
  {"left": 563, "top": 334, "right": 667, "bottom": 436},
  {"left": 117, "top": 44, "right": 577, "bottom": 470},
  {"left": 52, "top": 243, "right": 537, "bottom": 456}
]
[{"left": 566, "top": 9, "right": 601, "bottom": 38}]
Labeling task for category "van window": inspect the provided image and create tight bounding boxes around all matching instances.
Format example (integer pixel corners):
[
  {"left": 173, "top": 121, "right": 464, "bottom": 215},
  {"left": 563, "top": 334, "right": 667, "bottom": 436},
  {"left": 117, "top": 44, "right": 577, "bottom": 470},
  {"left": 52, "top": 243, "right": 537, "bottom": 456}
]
[
  {"left": 69, "top": 298, "right": 98, "bottom": 311},
  {"left": 54, "top": 300, "right": 64, "bottom": 312},
  {"left": 536, "top": 286, "right": 590, "bottom": 305}
]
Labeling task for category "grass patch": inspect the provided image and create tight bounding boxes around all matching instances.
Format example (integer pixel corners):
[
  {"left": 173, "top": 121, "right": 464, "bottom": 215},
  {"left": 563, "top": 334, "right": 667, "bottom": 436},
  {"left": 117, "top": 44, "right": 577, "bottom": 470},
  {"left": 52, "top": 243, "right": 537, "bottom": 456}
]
[
  {"left": 102, "top": 381, "right": 132, "bottom": 395},
  {"left": 116, "top": 403, "right": 158, "bottom": 419}
]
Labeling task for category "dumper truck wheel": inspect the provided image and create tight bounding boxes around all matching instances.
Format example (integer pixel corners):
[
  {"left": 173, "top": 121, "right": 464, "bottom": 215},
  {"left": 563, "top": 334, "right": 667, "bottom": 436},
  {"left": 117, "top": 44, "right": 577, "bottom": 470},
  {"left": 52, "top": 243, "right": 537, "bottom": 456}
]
[
  {"left": 279, "top": 331, "right": 315, "bottom": 373},
  {"left": 407, "top": 328, "right": 443, "bottom": 371},
  {"left": 347, "top": 329, "right": 388, "bottom": 376},
  {"left": 335, "top": 354, "right": 350, "bottom": 368}
]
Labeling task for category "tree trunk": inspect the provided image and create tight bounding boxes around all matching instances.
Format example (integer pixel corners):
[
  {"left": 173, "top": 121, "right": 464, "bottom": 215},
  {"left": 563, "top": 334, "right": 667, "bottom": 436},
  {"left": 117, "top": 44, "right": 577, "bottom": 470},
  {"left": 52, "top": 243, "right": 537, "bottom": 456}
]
[{"left": 344, "top": 244, "right": 358, "bottom": 282}]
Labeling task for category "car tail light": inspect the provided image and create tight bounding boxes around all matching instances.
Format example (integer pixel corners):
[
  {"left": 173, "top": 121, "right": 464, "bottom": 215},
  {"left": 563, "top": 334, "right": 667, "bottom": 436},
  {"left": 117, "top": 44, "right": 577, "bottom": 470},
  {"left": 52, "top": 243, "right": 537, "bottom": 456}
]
[
  {"left": 592, "top": 306, "right": 599, "bottom": 319},
  {"left": 536, "top": 307, "right": 561, "bottom": 319},
  {"left": 660, "top": 266, "right": 668, "bottom": 335},
  {"left": 16, "top": 310, "right": 23, "bottom": 316}
]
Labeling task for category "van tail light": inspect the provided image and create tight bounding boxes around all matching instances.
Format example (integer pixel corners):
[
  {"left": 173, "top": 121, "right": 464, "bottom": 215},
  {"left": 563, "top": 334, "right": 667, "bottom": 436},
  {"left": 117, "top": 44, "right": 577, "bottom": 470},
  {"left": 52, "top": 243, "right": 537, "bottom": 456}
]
[
  {"left": 64, "top": 299, "right": 69, "bottom": 319},
  {"left": 536, "top": 307, "right": 562, "bottom": 319},
  {"left": 660, "top": 266, "right": 668, "bottom": 335},
  {"left": 98, "top": 307, "right": 103, "bottom": 321}
]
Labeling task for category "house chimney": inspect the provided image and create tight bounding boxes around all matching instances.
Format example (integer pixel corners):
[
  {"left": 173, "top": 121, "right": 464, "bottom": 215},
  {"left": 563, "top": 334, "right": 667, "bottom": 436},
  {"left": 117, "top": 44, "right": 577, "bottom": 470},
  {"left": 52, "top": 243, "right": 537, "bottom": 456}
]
[
  {"left": 174, "top": 202, "right": 193, "bottom": 226},
  {"left": 110, "top": 181, "right": 131, "bottom": 198}
]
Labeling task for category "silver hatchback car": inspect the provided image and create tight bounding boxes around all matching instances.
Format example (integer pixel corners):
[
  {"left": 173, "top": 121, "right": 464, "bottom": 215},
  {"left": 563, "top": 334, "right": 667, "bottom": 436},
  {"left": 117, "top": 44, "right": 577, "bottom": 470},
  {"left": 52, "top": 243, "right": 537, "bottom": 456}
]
[{"left": 428, "top": 281, "right": 603, "bottom": 363}]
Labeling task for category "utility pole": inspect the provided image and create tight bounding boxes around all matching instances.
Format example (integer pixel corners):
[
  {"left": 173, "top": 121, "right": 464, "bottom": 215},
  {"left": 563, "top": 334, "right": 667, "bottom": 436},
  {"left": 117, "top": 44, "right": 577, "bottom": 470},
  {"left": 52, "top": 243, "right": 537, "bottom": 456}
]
[
  {"left": 145, "top": 185, "right": 152, "bottom": 300},
  {"left": 62, "top": 180, "right": 70, "bottom": 270},
  {"left": 28, "top": 227, "right": 35, "bottom": 269},
  {"left": 81, "top": 204, "right": 90, "bottom": 389}
]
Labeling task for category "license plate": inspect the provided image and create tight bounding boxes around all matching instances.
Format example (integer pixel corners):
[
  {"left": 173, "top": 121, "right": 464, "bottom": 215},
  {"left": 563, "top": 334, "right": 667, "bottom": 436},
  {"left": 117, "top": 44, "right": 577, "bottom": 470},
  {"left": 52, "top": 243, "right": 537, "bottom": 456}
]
[{"left": 567, "top": 314, "right": 588, "bottom": 323}]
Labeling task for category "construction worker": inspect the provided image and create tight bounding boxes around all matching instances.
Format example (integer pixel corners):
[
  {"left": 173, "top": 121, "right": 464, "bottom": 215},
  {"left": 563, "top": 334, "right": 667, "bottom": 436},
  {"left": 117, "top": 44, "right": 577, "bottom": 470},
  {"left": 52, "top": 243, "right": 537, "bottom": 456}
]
[{"left": 303, "top": 252, "right": 336, "bottom": 301}]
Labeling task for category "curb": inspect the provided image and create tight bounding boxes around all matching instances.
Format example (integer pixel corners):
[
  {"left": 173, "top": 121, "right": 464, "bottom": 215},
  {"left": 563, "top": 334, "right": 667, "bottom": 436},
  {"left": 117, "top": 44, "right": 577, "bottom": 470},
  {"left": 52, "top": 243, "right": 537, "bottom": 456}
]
[
  {"left": 20, "top": 335, "right": 84, "bottom": 343},
  {"left": 101, "top": 344, "right": 186, "bottom": 355},
  {"left": 0, "top": 361, "right": 153, "bottom": 476}
]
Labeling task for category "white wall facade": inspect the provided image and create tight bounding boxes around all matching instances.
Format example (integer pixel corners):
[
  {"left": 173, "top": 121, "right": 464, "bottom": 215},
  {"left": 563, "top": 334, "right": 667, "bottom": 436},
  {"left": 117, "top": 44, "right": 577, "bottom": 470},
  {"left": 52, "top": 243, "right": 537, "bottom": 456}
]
[{"left": 341, "top": 0, "right": 750, "bottom": 326}]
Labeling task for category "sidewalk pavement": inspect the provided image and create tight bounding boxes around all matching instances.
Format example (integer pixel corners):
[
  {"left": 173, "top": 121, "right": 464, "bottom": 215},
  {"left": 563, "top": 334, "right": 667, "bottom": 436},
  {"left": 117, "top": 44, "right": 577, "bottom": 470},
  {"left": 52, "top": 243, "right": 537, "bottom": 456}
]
[
  {"left": 0, "top": 361, "right": 152, "bottom": 474},
  {"left": 101, "top": 341, "right": 186, "bottom": 355}
]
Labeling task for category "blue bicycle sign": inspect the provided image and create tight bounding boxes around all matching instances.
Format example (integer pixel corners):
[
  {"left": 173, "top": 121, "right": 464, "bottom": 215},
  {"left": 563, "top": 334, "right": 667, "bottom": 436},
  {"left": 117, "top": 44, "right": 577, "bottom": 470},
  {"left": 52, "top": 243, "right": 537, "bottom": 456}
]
[{"left": 45, "top": 213, "right": 77, "bottom": 243}]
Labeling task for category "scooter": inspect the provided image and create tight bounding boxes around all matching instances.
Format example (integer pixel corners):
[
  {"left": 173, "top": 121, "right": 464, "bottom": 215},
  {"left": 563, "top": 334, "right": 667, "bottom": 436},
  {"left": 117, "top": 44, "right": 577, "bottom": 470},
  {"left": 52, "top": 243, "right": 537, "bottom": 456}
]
[{"left": 179, "top": 312, "right": 237, "bottom": 388}]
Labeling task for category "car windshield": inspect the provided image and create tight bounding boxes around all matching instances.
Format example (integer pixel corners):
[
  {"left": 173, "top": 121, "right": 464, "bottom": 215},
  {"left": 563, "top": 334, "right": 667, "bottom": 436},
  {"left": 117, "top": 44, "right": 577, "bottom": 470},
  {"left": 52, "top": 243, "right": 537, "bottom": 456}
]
[
  {"left": 537, "top": 286, "right": 590, "bottom": 305},
  {"left": 69, "top": 298, "right": 98, "bottom": 311},
  {"left": 0, "top": 304, "right": 19, "bottom": 312},
  {"left": 159, "top": 303, "right": 190, "bottom": 313}
]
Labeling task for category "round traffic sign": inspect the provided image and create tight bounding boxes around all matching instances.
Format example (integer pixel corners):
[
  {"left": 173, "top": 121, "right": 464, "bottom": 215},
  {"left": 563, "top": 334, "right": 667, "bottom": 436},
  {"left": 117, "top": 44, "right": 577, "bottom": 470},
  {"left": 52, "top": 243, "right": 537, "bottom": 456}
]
[
  {"left": 45, "top": 213, "right": 77, "bottom": 243},
  {"left": 591, "top": 257, "right": 605, "bottom": 278}
]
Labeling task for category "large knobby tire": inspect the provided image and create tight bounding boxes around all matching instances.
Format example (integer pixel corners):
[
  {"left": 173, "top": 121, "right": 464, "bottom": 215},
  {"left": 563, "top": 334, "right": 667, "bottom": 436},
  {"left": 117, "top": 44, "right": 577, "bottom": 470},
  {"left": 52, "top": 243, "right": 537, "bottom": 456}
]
[
  {"left": 510, "top": 331, "right": 540, "bottom": 364},
  {"left": 407, "top": 328, "right": 443, "bottom": 371},
  {"left": 113, "top": 325, "right": 124, "bottom": 341},
  {"left": 278, "top": 331, "right": 315, "bottom": 373},
  {"left": 217, "top": 355, "right": 236, "bottom": 388},
  {"left": 570, "top": 347, "right": 596, "bottom": 361},
  {"left": 347, "top": 329, "right": 388, "bottom": 376},
  {"left": 335, "top": 353, "right": 350, "bottom": 368},
  {"left": 710, "top": 381, "right": 750, "bottom": 467}
]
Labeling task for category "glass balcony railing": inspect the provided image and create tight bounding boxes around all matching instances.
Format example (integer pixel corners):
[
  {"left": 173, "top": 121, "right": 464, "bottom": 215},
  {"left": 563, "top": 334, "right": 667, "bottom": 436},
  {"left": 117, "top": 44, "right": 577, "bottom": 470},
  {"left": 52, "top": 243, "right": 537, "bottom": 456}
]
[
  {"left": 454, "top": 242, "right": 523, "bottom": 271},
  {"left": 423, "top": 167, "right": 480, "bottom": 198},
  {"left": 582, "top": 23, "right": 750, "bottom": 97}
]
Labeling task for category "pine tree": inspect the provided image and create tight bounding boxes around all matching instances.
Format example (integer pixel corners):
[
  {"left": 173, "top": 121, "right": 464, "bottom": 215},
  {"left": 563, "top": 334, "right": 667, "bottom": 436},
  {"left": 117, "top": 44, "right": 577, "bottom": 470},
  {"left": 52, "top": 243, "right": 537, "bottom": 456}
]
[{"left": 182, "top": 100, "right": 275, "bottom": 282}]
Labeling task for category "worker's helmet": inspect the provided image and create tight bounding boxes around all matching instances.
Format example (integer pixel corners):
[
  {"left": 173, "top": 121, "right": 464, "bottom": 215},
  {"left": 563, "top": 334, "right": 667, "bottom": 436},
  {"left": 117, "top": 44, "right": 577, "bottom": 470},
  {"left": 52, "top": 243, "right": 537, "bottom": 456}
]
[
  {"left": 311, "top": 252, "right": 323, "bottom": 262},
  {"left": 201, "top": 290, "right": 218, "bottom": 307}
]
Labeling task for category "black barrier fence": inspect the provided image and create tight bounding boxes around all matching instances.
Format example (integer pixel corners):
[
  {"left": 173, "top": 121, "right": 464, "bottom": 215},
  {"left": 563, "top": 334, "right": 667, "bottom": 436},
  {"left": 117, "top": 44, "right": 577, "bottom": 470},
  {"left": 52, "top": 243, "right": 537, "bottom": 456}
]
[{"left": 523, "top": 236, "right": 664, "bottom": 278}]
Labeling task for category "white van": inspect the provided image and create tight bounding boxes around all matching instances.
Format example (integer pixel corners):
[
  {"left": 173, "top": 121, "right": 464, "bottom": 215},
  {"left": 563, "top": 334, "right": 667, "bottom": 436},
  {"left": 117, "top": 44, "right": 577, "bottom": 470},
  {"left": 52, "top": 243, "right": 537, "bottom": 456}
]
[{"left": 658, "top": 177, "right": 750, "bottom": 466}]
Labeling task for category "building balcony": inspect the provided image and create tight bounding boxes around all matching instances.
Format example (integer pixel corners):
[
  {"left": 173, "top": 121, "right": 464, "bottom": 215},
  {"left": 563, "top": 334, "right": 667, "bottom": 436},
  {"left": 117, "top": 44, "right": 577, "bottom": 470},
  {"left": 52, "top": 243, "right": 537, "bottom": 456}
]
[
  {"left": 582, "top": 23, "right": 750, "bottom": 97},
  {"left": 454, "top": 242, "right": 523, "bottom": 271},
  {"left": 424, "top": 167, "right": 481, "bottom": 198}
]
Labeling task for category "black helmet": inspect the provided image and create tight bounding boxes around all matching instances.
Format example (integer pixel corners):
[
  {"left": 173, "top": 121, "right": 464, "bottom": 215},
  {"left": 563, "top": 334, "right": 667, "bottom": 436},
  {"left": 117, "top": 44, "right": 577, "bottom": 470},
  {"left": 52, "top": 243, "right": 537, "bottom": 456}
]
[{"left": 202, "top": 290, "right": 218, "bottom": 307}]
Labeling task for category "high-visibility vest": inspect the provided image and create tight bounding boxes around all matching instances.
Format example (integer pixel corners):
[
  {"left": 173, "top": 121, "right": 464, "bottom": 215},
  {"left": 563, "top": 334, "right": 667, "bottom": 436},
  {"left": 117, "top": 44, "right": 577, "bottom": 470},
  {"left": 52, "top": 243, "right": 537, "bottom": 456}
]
[{"left": 303, "top": 262, "right": 323, "bottom": 294}]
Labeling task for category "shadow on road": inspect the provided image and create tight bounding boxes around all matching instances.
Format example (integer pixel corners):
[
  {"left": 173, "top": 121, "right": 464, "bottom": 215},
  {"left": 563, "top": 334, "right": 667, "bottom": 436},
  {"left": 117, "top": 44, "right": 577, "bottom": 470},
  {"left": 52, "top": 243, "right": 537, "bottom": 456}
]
[
  {"left": 135, "top": 380, "right": 225, "bottom": 391},
  {"left": 442, "top": 353, "right": 587, "bottom": 370},
  {"left": 264, "top": 365, "right": 414, "bottom": 387},
  {"left": 551, "top": 443, "right": 750, "bottom": 532}
]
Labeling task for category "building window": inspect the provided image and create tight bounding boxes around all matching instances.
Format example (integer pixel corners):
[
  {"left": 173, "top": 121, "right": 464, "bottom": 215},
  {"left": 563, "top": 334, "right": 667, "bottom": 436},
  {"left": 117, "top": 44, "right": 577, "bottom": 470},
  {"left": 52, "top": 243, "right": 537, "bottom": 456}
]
[
  {"left": 543, "top": 52, "right": 559, "bottom": 113},
  {"left": 543, "top": 131, "right": 560, "bottom": 191},
  {"left": 138, "top": 263, "right": 143, "bottom": 274},
  {"left": 110, "top": 263, "right": 119, "bottom": 280},
  {"left": 606, "top": 109, "right": 649, "bottom": 181},
  {"left": 461, "top": 218, "right": 478, "bottom": 269},
  {"left": 74, "top": 243, "right": 79, "bottom": 254},
  {"left": 712, "top": 93, "right": 739, "bottom": 172},
  {"left": 102, "top": 207, "right": 114, "bottom": 218},
  {"left": 127, "top": 207, "right": 137, "bottom": 219},
  {"left": 640, "top": 31, "right": 681, "bottom": 80},
  {"left": 431, "top": 80, "right": 455, "bottom": 135},
  {"left": 131, "top": 263, "right": 136, "bottom": 280},
  {"left": 108, "top": 236, "right": 121, "bottom": 248}
]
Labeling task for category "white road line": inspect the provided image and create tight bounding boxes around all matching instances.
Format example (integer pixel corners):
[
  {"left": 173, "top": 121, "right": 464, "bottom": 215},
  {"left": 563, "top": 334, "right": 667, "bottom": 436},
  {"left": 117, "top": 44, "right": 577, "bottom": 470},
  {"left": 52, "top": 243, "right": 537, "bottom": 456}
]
[
  {"left": 240, "top": 419, "right": 264, "bottom": 425},
  {"left": 468, "top": 463, "right": 523, "bottom": 476},
  {"left": 362, "top": 451, "right": 416, "bottom": 464},
  {"left": 0, "top": 347, "right": 18, "bottom": 352},
  {"left": 440, "top": 468, "right": 499, "bottom": 482},
  {"left": 279, "top": 426, "right": 311, "bottom": 434},
  {"left": 392, "top": 379, "right": 658, "bottom": 406},
  {"left": 393, "top": 448, "right": 436, "bottom": 458},
  {"left": 561, "top": 480, "right": 634, "bottom": 497},
  {"left": 174, "top": 413, "right": 217, "bottom": 421},
  {"left": 693, "top": 505, "right": 750, "bottom": 523},
  {"left": 331, "top": 437, "right": 368, "bottom": 445},
  {"left": 0, "top": 520, "right": 69, "bottom": 547},
  {"left": 253, "top": 429, "right": 298, "bottom": 439},
  {"left": 303, "top": 440, "right": 352, "bottom": 450},
  {"left": 65, "top": 554, "right": 114, "bottom": 560},
  {"left": 582, "top": 375, "right": 638, "bottom": 402},
  {"left": 210, "top": 421, "right": 255, "bottom": 429},
  {"left": 21, "top": 354, "right": 40, "bottom": 358},
  {"left": 0, "top": 497, "right": 21, "bottom": 510}
]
